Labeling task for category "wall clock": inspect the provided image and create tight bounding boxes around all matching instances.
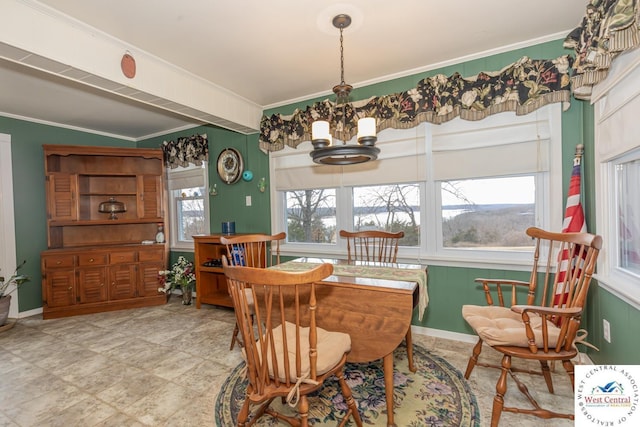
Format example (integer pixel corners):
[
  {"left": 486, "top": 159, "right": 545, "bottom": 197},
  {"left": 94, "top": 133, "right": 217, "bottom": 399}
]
[{"left": 217, "top": 148, "right": 244, "bottom": 184}]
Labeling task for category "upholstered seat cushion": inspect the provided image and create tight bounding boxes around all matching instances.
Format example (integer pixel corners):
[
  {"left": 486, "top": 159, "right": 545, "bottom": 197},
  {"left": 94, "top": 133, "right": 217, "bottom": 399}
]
[
  {"left": 257, "top": 321, "right": 351, "bottom": 383},
  {"left": 462, "top": 305, "right": 561, "bottom": 348}
]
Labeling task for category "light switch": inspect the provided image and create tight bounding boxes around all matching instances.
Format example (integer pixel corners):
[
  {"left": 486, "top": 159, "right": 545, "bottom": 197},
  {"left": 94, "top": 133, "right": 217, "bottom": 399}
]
[{"left": 246, "top": 195, "right": 252, "bottom": 206}]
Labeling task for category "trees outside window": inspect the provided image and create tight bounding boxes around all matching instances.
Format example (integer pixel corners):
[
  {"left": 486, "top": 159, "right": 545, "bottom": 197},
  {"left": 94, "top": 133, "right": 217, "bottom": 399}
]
[
  {"left": 175, "top": 187, "right": 206, "bottom": 243},
  {"left": 166, "top": 164, "right": 209, "bottom": 250},
  {"left": 285, "top": 189, "right": 336, "bottom": 243},
  {"left": 352, "top": 184, "right": 420, "bottom": 246},
  {"left": 440, "top": 176, "right": 535, "bottom": 250}
]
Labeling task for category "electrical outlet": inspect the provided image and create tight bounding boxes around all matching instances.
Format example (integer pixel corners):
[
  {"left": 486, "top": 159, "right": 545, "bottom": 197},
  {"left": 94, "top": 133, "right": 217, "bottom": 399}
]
[
  {"left": 603, "top": 319, "right": 611, "bottom": 343},
  {"left": 245, "top": 195, "right": 252, "bottom": 206}
]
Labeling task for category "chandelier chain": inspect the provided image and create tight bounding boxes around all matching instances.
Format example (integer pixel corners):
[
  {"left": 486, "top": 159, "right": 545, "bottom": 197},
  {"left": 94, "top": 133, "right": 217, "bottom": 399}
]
[{"left": 339, "top": 27, "right": 345, "bottom": 85}]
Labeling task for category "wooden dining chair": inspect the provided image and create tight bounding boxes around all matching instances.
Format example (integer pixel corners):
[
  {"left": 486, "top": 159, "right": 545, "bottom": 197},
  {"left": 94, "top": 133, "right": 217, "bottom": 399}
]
[
  {"left": 339, "top": 230, "right": 404, "bottom": 263},
  {"left": 220, "top": 232, "right": 286, "bottom": 350},
  {"left": 339, "top": 229, "right": 417, "bottom": 372},
  {"left": 222, "top": 257, "right": 363, "bottom": 427},
  {"left": 462, "top": 227, "right": 602, "bottom": 426}
]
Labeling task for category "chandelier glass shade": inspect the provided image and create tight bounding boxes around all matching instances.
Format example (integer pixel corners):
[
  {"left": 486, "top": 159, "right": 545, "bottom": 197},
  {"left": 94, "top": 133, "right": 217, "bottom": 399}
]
[{"left": 310, "top": 14, "right": 379, "bottom": 165}]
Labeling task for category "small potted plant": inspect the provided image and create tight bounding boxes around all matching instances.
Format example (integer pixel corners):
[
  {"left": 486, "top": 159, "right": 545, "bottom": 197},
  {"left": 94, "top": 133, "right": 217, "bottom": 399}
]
[
  {"left": 0, "top": 260, "right": 30, "bottom": 328},
  {"left": 158, "top": 256, "right": 196, "bottom": 305}
]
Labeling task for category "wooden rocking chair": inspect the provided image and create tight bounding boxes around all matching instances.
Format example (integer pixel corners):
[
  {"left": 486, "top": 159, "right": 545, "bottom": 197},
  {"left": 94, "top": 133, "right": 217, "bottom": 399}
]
[{"left": 462, "top": 227, "right": 602, "bottom": 426}]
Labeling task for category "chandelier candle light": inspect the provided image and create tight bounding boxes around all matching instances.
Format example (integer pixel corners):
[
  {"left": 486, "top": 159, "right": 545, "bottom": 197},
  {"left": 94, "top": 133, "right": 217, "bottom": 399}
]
[{"left": 310, "top": 14, "right": 379, "bottom": 165}]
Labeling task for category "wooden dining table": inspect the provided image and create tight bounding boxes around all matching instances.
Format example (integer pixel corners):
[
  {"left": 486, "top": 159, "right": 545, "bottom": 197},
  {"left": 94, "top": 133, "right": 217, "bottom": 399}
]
[{"left": 270, "top": 257, "right": 428, "bottom": 427}]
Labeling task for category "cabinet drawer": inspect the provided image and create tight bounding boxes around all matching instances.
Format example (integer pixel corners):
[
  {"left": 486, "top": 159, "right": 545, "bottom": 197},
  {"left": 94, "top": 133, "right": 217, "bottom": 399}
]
[
  {"left": 109, "top": 251, "right": 136, "bottom": 264},
  {"left": 78, "top": 253, "right": 108, "bottom": 266},
  {"left": 44, "top": 255, "right": 75, "bottom": 268},
  {"left": 138, "top": 248, "right": 164, "bottom": 262}
]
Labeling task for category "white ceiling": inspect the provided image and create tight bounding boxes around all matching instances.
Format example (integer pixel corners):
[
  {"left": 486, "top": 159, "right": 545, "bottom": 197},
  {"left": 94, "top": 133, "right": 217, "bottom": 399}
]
[{"left": 0, "top": 0, "right": 587, "bottom": 140}]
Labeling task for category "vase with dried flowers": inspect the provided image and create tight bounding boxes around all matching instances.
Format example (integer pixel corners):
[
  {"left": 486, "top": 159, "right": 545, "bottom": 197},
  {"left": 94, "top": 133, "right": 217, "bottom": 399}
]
[
  {"left": 0, "top": 260, "right": 30, "bottom": 328},
  {"left": 158, "top": 256, "right": 196, "bottom": 305}
]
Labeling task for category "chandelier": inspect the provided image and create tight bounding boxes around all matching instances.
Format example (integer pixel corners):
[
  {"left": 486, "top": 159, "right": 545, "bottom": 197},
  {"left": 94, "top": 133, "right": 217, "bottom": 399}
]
[{"left": 310, "top": 14, "right": 380, "bottom": 165}]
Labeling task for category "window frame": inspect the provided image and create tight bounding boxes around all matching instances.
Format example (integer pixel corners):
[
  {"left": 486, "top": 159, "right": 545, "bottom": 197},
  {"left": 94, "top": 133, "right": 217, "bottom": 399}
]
[
  {"left": 598, "top": 148, "right": 640, "bottom": 308},
  {"left": 431, "top": 173, "right": 548, "bottom": 265},
  {"left": 270, "top": 105, "right": 563, "bottom": 269},
  {"left": 166, "top": 163, "right": 210, "bottom": 251}
]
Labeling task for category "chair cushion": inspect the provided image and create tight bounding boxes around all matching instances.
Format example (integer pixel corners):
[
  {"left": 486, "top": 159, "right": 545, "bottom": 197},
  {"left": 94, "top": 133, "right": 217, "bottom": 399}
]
[
  {"left": 462, "top": 305, "right": 561, "bottom": 348},
  {"left": 262, "top": 321, "right": 351, "bottom": 383},
  {"left": 243, "top": 288, "right": 254, "bottom": 308}
]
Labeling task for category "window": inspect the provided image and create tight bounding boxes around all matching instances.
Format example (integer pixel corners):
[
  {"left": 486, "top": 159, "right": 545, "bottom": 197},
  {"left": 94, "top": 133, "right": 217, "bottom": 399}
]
[
  {"left": 615, "top": 153, "right": 640, "bottom": 277},
  {"left": 167, "top": 164, "right": 210, "bottom": 250},
  {"left": 616, "top": 156, "right": 640, "bottom": 277},
  {"left": 285, "top": 189, "right": 337, "bottom": 243},
  {"left": 352, "top": 184, "right": 420, "bottom": 246},
  {"left": 174, "top": 187, "right": 205, "bottom": 242},
  {"left": 596, "top": 148, "right": 640, "bottom": 307},
  {"left": 270, "top": 104, "right": 562, "bottom": 265},
  {"left": 440, "top": 176, "right": 535, "bottom": 250}
]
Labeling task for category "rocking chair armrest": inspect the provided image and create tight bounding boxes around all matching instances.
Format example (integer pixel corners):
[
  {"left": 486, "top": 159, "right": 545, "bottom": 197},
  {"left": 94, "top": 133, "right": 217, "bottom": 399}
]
[
  {"left": 474, "top": 278, "right": 530, "bottom": 287},
  {"left": 511, "top": 305, "right": 582, "bottom": 318},
  {"left": 474, "top": 278, "right": 531, "bottom": 307},
  {"left": 512, "top": 305, "right": 584, "bottom": 353}
]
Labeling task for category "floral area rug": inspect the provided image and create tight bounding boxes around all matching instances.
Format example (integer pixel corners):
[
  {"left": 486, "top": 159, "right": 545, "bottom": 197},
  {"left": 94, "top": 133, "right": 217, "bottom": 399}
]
[{"left": 215, "top": 344, "right": 480, "bottom": 426}]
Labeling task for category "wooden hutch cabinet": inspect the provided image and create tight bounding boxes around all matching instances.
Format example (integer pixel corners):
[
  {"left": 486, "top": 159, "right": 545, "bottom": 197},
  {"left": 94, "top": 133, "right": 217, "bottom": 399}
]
[{"left": 41, "top": 145, "right": 167, "bottom": 319}]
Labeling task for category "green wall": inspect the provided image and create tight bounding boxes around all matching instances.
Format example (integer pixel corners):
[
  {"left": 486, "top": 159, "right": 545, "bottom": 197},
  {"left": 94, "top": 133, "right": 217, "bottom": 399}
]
[
  {"left": 139, "top": 125, "right": 270, "bottom": 235},
  {"left": 3, "top": 38, "right": 637, "bottom": 365},
  {"left": 1, "top": 116, "right": 135, "bottom": 311}
]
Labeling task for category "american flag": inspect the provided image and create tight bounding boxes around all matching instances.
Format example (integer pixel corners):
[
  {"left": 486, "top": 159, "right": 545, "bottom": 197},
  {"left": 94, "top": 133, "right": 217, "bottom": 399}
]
[{"left": 553, "top": 145, "right": 587, "bottom": 308}]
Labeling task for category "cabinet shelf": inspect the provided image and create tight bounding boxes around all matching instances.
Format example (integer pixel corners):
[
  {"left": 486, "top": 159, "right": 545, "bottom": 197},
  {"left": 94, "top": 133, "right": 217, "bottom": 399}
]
[
  {"left": 79, "top": 192, "right": 137, "bottom": 196},
  {"left": 49, "top": 218, "right": 163, "bottom": 227},
  {"left": 199, "top": 266, "right": 223, "bottom": 274}
]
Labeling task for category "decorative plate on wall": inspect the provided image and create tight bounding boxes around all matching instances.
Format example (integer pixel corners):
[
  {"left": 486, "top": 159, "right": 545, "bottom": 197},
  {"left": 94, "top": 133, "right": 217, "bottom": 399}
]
[
  {"left": 121, "top": 53, "right": 136, "bottom": 79},
  {"left": 217, "top": 148, "right": 244, "bottom": 184}
]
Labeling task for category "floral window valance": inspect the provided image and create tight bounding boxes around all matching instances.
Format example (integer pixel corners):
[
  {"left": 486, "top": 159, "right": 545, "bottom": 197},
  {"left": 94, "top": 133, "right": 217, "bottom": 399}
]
[
  {"left": 564, "top": 0, "right": 640, "bottom": 100},
  {"left": 259, "top": 55, "right": 573, "bottom": 152},
  {"left": 161, "top": 133, "right": 209, "bottom": 169}
]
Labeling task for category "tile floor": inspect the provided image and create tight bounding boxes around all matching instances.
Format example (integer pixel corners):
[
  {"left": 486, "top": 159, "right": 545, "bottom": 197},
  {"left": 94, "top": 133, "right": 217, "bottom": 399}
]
[{"left": 0, "top": 298, "right": 575, "bottom": 426}]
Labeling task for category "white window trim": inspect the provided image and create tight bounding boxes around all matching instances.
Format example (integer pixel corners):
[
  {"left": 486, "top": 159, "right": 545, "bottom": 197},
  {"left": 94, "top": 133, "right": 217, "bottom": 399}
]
[
  {"left": 592, "top": 47, "right": 640, "bottom": 310},
  {"left": 0, "top": 133, "right": 20, "bottom": 318},
  {"left": 270, "top": 104, "right": 563, "bottom": 270},
  {"left": 166, "top": 164, "right": 210, "bottom": 251}
]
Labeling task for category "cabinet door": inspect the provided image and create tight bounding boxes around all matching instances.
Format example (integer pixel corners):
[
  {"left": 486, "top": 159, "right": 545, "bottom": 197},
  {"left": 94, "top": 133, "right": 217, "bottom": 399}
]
[
  {"left": 78, "top": 267, "right": 107, "bottom": 303},
  {"left": 47, "top": 173, "right": 78, "bottom": 220},
  {"left": 138, "top": 261, "right": 164, "bottom": 297},
  {"left": 109, "top": 264, "right": 137, "bottom": 300},
  {"left": 137, "top": 175, "right": 161, "bottom": 218},
  {"left": 44, "top": 268, "right": 76, "bottom": 308}
]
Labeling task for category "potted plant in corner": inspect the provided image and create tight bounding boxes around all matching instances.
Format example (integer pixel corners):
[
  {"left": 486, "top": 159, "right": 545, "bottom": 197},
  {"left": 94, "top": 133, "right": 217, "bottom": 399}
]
[
  {"left": 0, "top": 260, "right": 30, "bottom": 330},
  {"left": 158, "top": 256, "right": 196, "bottom": 305}
]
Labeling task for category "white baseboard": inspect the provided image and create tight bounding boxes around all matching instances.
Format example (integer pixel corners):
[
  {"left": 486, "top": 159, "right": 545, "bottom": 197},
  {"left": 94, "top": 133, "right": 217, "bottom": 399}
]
[{"left": 17, "top": 306, "right": 43, "bottom": 319}]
